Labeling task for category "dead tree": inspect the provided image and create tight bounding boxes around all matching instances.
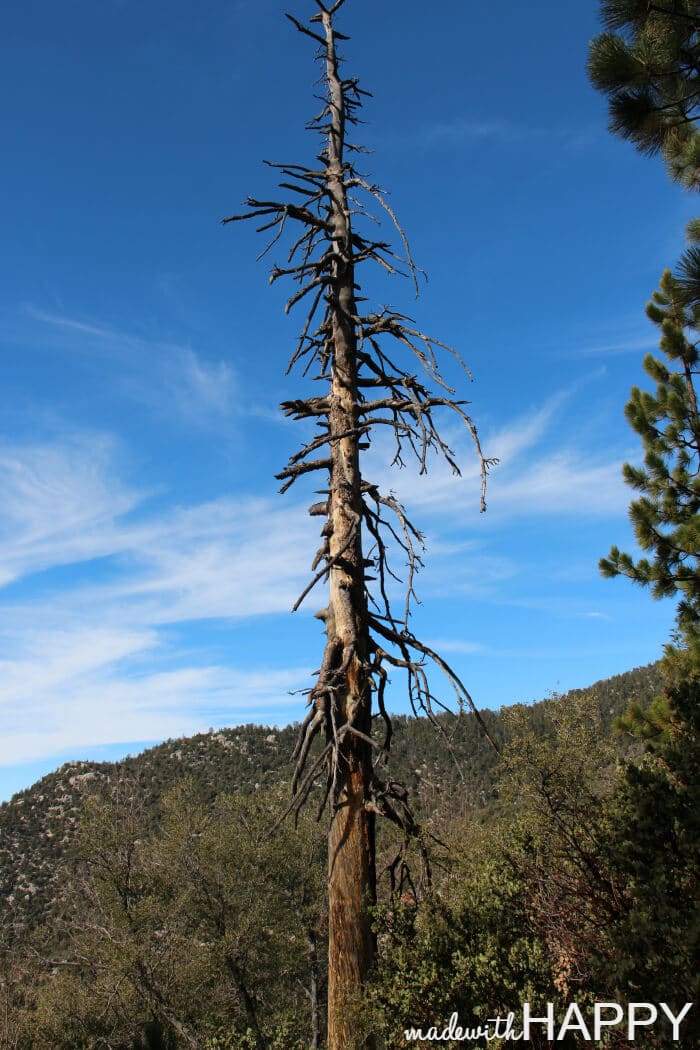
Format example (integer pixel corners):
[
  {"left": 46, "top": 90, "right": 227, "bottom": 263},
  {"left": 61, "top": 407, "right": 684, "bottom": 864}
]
[{"left": 224, "top": 2, "right": 496, "bottom": 1046}]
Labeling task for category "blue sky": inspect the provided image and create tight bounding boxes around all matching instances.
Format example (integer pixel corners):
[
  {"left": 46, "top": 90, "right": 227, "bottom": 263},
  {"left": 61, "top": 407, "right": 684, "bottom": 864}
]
[{"left": 0, "top": 0, "right": 694, "bottom": 801}]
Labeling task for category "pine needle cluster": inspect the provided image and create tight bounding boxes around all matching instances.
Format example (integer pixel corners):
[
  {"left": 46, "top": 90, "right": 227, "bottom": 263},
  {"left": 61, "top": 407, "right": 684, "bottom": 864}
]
[
  {"left": 588, "top": 0, "right": 700, "bottom": 188},
  {"left": 600, "top": 269, "right": 700, "bottom": 640}
]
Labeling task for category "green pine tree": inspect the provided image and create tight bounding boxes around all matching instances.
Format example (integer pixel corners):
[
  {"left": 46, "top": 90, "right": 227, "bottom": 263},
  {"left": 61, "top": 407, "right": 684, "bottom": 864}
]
[
  {"left": 588, "top": 0, "right": 700, "bottom": 188},
  {"left": 597, "top": 272, "right": 700, "bottom": 1041},
  {"left": 600, "top": 268, "right": 700, "bottom": 641}
]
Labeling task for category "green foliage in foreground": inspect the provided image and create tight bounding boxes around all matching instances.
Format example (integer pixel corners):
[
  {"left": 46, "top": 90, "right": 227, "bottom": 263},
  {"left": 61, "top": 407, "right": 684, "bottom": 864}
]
[
  {"left": 365, "top": 661, "right": 699, "bottom": 1049},
  {"left": 21, "top": 784, "right": 326, "bottom": 1050}
]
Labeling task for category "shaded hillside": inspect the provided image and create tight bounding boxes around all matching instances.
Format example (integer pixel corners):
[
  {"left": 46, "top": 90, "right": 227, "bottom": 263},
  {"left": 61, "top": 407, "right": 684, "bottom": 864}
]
[{"left": 0, "top": 661, "right": 663, "bottom": 942}]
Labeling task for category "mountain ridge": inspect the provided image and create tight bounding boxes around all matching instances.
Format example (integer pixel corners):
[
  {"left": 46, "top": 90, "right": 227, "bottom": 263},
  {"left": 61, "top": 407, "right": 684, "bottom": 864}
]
[{"left": 1, "top": 661, "right": 664, "bottom": 944}]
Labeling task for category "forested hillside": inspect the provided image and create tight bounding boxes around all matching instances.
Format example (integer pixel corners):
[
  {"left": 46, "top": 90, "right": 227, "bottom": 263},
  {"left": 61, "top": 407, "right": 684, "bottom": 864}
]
[
  {"left": 1, "top": 662, "right": 662, "bottom": 943},
  {"left": 0, "top": 659, "right": 671, "bottom": 1050},
  {"left": 4, "top": 658, "right": 696, "bottom": 1050}
]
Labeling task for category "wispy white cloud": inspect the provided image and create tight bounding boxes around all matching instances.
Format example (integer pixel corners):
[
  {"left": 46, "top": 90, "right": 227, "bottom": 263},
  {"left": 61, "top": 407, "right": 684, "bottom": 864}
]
[
  {"left": 415, "top": 118, "right": 598, "bottom": 151},
  {"left": 364, "top": 388, "right": 627, "bottom": 524},
  {"left": 492, "top": 451, "right": 626, "bottom": 518},
  {"left": 170, "top": 349, "right": 235, "bottom": 418},
  {"left": 86, "top": 497, "right": 318, "bottom": 624},
  {"left": 24, "top": 306, "right": 115, "bottom": 340},
  {"left": 0, "top": 437, "right": 317, "bottom": 621},
  {"left": 0, "top": 433, "right": 319, "bottom": 767},
  {"left": 0, "top": 636, "right": 309, "bottom": 765},
  {"left": 0, "top": 437, "right": 142, "bottom": 586},
  {"left": 576, "top": 334, "right": 658, "bottom": 357},
  {"left": 23, "top": 305, "right": 237, "bottom": 427}
]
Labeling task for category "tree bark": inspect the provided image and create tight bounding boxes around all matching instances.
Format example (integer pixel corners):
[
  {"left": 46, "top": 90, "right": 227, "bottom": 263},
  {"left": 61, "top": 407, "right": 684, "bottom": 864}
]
[{"left": 321, "top": 9, "right": 376, "bottom": 1048}]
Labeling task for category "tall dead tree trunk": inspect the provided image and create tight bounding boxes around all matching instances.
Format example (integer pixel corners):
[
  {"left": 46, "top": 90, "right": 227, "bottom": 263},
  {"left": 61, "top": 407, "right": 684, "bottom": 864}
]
[
  {"left": 321, "top": 8, "right": 376, "bottom": 1045},
  {"left": 224, "top": 2, "right": 498, "bottom": 1047}
]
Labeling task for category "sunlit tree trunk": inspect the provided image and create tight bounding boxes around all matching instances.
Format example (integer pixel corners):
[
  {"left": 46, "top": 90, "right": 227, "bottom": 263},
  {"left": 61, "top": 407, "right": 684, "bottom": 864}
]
[
  {"left": 225, "top": 3, "right": 495, "bottom": 1046},
  {"left": 321, "top": 9, "right": 376, "bottom": 1043}
]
